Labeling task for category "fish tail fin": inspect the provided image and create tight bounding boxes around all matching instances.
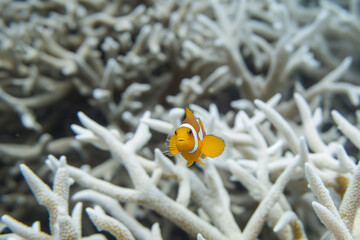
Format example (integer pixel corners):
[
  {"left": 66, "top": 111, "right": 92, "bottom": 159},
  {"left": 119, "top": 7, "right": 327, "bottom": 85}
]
[
  {"left": 169, "top": 134, "right": 179, "bottom": 155},
  {"left": 187, "top": 160, "right": 195, "bottom": 167},
  {"left": 195, "top": 158, "right": 205, "bottom": 166},
  {"left": 201, "top": 135, "right": 225, "bottom": 158}
]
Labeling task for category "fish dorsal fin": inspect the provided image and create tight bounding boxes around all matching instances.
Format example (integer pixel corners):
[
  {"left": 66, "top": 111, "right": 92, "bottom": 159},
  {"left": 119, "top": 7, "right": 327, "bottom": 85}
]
[
  {"left": 201, "top": 135, "right": 225, "bottom": 158},
  {"left": 169, "top": 134, "right": 180, "bottom": 155},
  {"left": 185, "top": 107, "right": 195, "bottom": 118}
]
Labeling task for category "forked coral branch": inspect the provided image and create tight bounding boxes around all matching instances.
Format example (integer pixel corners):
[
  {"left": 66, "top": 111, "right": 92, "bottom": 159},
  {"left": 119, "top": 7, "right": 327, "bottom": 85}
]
[{"left": 54, "top": 112, "right": 227, "bottom": 239}]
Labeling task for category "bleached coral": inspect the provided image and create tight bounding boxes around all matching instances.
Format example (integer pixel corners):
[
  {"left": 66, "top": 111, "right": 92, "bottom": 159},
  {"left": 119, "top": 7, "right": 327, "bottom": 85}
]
[
  {"left": 2, "top": 96, "right": 360, "bottom": 239},
  {"left": 1, "top": 0, "right": 360, "bottom": 239}
]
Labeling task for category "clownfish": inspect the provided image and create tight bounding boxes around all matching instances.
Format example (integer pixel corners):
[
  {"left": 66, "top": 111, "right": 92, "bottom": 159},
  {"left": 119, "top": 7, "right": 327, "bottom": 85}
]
[{"left": 169, "top": 107, "right": 225, "bottom": 167}]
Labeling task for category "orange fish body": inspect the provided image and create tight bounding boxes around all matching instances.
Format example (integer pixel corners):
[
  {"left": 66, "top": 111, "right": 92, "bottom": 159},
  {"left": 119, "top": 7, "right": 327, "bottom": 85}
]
[{"left": 169, "top": 107, "right": 225, "bottom": 167}]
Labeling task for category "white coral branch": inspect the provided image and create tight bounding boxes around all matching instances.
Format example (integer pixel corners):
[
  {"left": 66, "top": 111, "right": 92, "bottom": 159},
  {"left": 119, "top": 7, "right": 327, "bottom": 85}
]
[
  {"left": 273, "top": 211, "right": 307, "bottom": 240},
  {"left": 86, "top": 206, "right": 135, "bottom": 240},
  {"left": 72, "top": 190, "right": 151, "bottom": 240},
  {"left": 46, "top": 155, "right": 141, "bottom": 203},
  {"left": 67, "top": 112, "right": 226, "bottom": 239},
  {"left": 255, "top": 99, "right": 299, "bottom": 154},
  {"left": 0, "top": 215, "right": 51, "bottom": 240},
  {"left": 305, "top": 163, "right": 341, "bottom": 219},
  {"left": 294, "top": 93, "right": 327, "bottom": 153},
  {"left": 312, "top": 202, "right": 352, "bottom": 240},
  {"left": 332, "top": 110, "right": 360, "bottom": 150},
  {"left": 339, "top": 163, "right": 360, "bottom": 234},
  {"left": 242, "top": 150, "right": 305, "bottom": 239}
]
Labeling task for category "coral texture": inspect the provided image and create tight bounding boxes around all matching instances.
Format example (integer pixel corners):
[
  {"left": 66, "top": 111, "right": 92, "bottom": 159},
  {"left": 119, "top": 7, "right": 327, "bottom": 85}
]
[{"left": 0, "top": 0, "right": 359, "bottom": 239}]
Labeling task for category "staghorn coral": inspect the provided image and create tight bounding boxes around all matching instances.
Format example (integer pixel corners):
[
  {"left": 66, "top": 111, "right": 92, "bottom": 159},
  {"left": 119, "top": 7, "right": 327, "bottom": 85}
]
[
  {"left": 2, "top": 96, "right": 360, "bottom": 239},
  {"left": 1, "top": 0, "right": 360, "bottom": 239}
]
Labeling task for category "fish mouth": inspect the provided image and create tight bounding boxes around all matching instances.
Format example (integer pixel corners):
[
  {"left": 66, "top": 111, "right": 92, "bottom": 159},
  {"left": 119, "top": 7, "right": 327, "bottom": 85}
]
[{"left": 177, "top": 138, "right": 186, "bottom": 142}]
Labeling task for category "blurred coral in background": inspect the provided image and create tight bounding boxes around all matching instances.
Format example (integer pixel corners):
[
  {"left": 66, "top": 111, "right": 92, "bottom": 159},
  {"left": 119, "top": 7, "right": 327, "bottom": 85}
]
[{"left": 0, "top": 0, "right": 359, "bottom": 239}]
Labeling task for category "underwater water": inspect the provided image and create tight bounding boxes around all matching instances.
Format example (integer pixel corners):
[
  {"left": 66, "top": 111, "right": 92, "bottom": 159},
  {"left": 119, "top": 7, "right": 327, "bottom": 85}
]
[{"left": 0, "top": 0, "right": 359, "bottom": 239}]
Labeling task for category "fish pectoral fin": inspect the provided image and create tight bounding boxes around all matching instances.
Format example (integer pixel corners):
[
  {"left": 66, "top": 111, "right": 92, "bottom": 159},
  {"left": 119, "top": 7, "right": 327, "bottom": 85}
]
[
  {"left": 201, "top": 135, "right": 225, "bottom": 158},
  {"left": 195, "top": 158, "right": 205, "bottom": 165},
  {"left": 169, "top": 134, "right": 179, "bottom": 155},
  {"left": 187, "top": 160, "right": 195, "bottom": 167}
]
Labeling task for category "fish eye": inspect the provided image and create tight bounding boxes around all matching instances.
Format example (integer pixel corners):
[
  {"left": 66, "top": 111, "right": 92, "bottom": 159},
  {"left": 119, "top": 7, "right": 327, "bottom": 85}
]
[
  {"left": 175, "top": 131, "right": 177, "bottom": 136},
  {"left": 188, "top": 130, "right": 192, "bottom": 134}
]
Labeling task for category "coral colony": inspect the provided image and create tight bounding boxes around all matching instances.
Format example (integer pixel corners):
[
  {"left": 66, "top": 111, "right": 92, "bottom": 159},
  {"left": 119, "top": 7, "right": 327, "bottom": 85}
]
[{"left": 1, "top": 0, "right": 360, "bottom": 240}]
